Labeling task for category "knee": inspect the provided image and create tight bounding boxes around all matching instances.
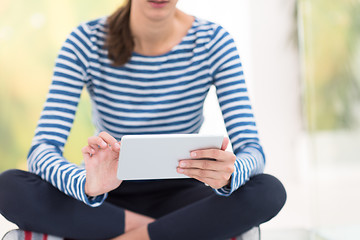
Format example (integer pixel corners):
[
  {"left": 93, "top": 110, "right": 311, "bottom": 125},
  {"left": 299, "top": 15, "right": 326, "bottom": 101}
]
[
  {"left": 229, "top": 174, "right": 286, "bottom": 223},
  {"left": 249, "top": 174, "right": 287, "bottom": 220},
  {"left": 0, "top": 169, "right": 25, "bottom": 195},
  {"left": 0, "top": 169, "right": 29, "bottom": 217}
]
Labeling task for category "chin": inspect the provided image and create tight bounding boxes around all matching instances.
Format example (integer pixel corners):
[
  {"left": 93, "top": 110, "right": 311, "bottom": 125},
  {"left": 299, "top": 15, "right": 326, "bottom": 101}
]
[{"left": 145, "top": 0, "right": 178, "bottom": 19}]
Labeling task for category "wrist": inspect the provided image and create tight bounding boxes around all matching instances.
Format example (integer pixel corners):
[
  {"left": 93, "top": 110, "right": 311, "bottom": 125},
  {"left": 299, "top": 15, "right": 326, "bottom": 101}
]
[
  {"left": 223, "top": 175, "right": 232, "bottom": 189},
  {"left": 84, "top": 178, "right": 101, "bottom": 197}
]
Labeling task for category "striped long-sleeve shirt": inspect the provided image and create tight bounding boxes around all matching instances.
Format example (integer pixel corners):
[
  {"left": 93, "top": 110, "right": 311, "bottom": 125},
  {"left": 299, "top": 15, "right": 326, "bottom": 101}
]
[{"left": 27, "top": 16, "right": 265, "bottom": 207}]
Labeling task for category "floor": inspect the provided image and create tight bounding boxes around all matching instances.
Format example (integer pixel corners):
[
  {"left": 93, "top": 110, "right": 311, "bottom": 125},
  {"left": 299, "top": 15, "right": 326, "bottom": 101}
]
[{"left": 0, "top": 215, "right": 16, "bottom": 238}]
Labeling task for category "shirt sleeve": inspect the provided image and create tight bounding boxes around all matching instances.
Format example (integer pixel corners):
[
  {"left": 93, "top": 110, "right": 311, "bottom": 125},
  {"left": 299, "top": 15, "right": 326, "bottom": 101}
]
[
  {"left": 27, "top": 23, "right": 107, "bottom": 207},
  {"left": 207, "top": 24, "right": 266, "bottom": 196}
]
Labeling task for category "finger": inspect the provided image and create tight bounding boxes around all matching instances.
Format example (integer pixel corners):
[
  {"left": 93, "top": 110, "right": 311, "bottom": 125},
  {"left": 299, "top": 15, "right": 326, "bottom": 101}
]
[
  {"left": 190, "top": 148, "right": 234, "bottom": 162},
  {"left": 178, "top": 159, "right": 224, "bottom": 171},
  {"left": 180, "top": 173, "right": 225, "bottom": 189},
  {"left": 99, "top": 131, "right": 120, "bottom": 151},
  {"left": 221, "top": 136, "right": 229, "bottom": 151},
  {"left": 190, "top": 176, "right": 223, "bottom": 189},
  {"left": 179, "top": 167, "right": 231, "bottom": 189},
  {"left": 81, "top": 145, "right": 95, "bottom": 156},
  {"left": 188, "top": 175, "right": 212, "bottom": 185},
  {"left": 88, "top": 136, "right": 107, "bottom": 149},
  {"left": 177, "top": 167, "right": 219, "bottom": 180}
]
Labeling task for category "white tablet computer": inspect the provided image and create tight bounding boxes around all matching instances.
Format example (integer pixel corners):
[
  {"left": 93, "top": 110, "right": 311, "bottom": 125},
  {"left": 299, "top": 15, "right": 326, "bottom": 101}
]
[{"left": 117, "top": 134, "right": 223, "bottom": 180}]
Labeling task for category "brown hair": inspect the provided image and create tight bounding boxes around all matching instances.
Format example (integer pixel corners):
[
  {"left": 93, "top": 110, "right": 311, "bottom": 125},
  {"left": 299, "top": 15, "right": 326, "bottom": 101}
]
[{"left": 105, "top": 0, "right": 133, "bottom": 66}]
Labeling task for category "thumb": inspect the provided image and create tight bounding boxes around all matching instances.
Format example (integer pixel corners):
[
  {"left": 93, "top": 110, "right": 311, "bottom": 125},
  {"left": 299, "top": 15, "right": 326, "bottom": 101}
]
[{"left": 221, "top": 136, "right": 229, "bottom": 151}]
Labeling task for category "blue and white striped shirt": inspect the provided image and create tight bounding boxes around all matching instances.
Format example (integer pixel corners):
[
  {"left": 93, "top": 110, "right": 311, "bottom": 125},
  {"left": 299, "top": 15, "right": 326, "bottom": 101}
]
[{"left": 27, "top": 16, "right": 265, "bottom": 207}]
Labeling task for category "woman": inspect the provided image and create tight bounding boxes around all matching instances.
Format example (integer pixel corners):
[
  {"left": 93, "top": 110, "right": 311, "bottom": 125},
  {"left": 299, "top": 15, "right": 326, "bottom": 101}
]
[{"left": 0, "top": 0, "right": 286, "bottom": 239}]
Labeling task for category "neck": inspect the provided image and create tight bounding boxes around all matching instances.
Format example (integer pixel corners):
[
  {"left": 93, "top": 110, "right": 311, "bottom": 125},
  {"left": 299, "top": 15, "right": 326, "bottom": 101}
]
[{"left": 130, "top": 8, "right": 180, "bottom": 55}]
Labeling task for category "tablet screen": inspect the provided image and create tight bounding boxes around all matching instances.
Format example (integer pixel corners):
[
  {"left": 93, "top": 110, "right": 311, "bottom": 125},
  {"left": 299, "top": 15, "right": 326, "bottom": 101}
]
[{"left": 117, "top": 134, "right": 223, "bottom": 180}]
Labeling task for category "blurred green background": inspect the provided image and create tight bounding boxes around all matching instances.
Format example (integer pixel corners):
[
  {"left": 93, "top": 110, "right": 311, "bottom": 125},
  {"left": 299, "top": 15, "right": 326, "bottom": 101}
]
[
  {"left": 0, "top": 0, "right": 123, "bottom": 171},
  {"left": 300, "top": 0, "right": 360, "bottom": 131}
]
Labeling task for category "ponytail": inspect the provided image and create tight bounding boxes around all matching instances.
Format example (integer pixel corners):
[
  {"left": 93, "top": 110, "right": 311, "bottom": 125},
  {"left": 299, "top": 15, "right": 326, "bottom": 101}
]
[{"left": 105, "top": 0, "right": 133, "bottom": 66}]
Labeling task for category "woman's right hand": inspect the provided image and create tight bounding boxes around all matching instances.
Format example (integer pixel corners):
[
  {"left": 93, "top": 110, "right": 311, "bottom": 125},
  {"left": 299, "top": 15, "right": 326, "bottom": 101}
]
[{"left": 82, "top": 131, "right": 123, "bottom": 197}]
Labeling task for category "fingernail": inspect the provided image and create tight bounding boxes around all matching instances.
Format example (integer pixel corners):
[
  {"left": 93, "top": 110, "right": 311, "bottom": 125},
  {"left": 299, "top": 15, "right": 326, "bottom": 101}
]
[
  {"left": 191, "top": 152, "right": 197, "bottom": 157},
  {"left": 178, "top": 168, "right": 184, "bottom": 173},
  {"left": 101, "top": 141, "right": 107, "bottom": 147},
  {"left": 179, "top": 162, "right": 187, "bottom": 167},
  {"left": 114, "top": 143, "right": 120, "bottom": 148}
]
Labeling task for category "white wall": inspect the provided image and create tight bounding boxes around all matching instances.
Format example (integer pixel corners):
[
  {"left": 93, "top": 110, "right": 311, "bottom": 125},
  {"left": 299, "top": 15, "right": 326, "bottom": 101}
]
[{"left": 248, "top": 0, "right": 303, "bottom": 183}]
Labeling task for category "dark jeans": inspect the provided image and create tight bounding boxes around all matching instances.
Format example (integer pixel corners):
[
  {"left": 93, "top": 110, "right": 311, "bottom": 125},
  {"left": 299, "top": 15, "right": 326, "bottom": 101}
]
[{"left": 0, "top": 169, "right": 286, "bottom": 240}]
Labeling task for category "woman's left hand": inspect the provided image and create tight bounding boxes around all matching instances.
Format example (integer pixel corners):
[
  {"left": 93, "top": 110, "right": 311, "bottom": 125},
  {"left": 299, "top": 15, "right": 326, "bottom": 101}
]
[{"left": 177, "top": 137, "right": 236, "bottom": 189}]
